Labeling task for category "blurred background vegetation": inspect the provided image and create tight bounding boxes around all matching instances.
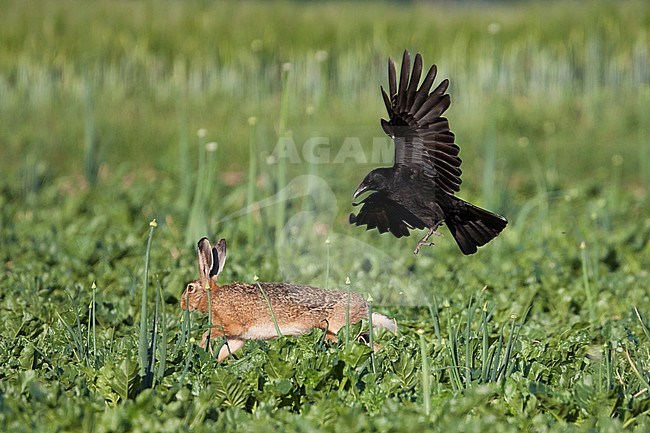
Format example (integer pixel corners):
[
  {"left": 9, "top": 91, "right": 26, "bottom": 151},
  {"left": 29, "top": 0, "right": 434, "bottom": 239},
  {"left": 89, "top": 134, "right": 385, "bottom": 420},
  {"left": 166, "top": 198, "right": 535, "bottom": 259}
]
[
  {"left": 2, "top": 0, "right": 648, "bottom": 298},
  {"left": 2, "top": 0, "right": 648, "bottom": 184}
]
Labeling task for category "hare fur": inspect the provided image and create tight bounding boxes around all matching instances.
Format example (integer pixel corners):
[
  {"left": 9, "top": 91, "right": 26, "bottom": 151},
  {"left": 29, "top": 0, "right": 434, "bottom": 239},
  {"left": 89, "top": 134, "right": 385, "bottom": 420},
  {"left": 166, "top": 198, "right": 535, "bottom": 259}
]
[{"left": 180, "top": 237, "right": 397, "bottom": 361}]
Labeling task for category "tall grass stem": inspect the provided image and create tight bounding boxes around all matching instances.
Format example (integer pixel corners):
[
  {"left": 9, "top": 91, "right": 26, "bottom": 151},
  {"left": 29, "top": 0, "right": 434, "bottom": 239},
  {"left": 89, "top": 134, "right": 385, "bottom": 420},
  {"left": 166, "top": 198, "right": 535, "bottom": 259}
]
[
  {"left": 138, "top": 219, "right": 157, "bottom": 377},
  {"left": 345, "top": 277, "right": 351, "bottom": 345},
  {"left": 146, "top": 289, "right": 158, "bottom": 389},
  {"left": 246, "top": 117, "right": 258, "bottom": 243},
  {"left": 185, "top": 131, "right": 208, "bottom": 245},
  {"left": 274, "top": 65, "right": 291, "bottom": 246},
  {"left": 156, "top": 281, "right": 167, "bottom": 383},
  {"left": 464, "top": 295, "right": 474, "bottom": 388},
  {"left": 481, "top": 303, "right": 491, "bottom": 382},
  {"left": 500, "top": 317, "right": 517, "bottom": 384},
  {"left": 580, "top": 241, "right": 596, "bottom": 322},
  {"left": 206, "top": 283, "right": 213, "bottom": 353},
  {"left": 257, "top": 281, "right": 282, "bottom": 337},
  {"left": 482, "top": 126, "right": 497, "bottom": 210},
  {"left": 418, "top": 330, "right": 431, "bottom": 416},
  {"left": 427, "top": 297, "right": 441, "bottom": 344},
  {"left": 83, "top": 80, "right": 99, "bottom": 185},
  {"left": 325, "top": 238, "right": 331, "bottom": 289},
  {"left": 447, "top": 312, "right": 463, "bottom": 390},
  {"left": 176, "top": 81, "right": 190, "bottom": 207},
  {"left": 367, "top": 297, "right": 376, "bottom": 373},
  {"left": 91, "top": 282, "right": 97, "bottom": 367}
]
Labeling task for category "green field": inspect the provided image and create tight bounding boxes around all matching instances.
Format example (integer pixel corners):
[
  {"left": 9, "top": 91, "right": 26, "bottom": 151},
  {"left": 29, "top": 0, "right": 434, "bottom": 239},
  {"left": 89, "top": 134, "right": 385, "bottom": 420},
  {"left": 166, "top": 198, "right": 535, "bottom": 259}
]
[{"left": 1, "top": 1, "right": 650, "bottom": 431}]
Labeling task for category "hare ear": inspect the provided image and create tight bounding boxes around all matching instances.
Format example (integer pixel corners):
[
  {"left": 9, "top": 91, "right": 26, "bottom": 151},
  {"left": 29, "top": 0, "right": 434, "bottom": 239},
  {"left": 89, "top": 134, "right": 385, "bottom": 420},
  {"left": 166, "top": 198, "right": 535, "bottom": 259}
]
[
  {"left": 197, "top": 237, "right": 214, "bottom": 282},
  {"left": 210, "top": 238, "right": 227, "bottom": 279}
]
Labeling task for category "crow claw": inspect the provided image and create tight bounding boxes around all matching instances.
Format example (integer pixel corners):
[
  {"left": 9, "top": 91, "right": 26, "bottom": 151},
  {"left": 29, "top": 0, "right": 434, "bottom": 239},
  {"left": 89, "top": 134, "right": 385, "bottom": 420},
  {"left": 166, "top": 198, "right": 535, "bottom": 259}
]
[{"left": 413, "top": 228, "right": 443, "bottom": 255}]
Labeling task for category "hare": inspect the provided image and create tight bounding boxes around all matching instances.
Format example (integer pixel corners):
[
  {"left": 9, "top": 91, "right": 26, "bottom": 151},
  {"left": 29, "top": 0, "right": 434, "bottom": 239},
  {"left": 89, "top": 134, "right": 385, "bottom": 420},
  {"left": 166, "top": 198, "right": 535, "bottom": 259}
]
[{"left": 180, "top": 237, "right": 397, "bottom": 361}]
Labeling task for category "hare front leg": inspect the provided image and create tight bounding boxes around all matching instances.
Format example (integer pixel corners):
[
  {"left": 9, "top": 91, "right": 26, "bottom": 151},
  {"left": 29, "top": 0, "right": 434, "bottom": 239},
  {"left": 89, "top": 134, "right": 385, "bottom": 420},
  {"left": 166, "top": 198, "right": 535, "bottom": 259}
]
[
  {"left": 199, "top": 326, "right": 226, "bottom": 352},
  {"left": 199, "top": 327, "right": 223, "bottom": 350},
  {"left": 199, "top": 329, "right": 245, "bottom": 361},
  {"left": 217, "top": 339, "right": 244, "bottom": 362}
]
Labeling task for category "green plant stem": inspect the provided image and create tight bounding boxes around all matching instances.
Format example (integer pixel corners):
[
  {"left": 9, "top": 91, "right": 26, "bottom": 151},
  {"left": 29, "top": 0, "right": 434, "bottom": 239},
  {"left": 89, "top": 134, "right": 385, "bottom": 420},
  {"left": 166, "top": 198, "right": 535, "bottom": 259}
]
[
  {"left": 147, "top": 289, "right": 158, "bottom": 389},
  {"left": 138, "top": 220, "right": 157, "bottom": 377},
  {"left": 83, "top": 79, "right": 98, "bottom": 185},
  {"left": 419, "top": 331, "right": 431, "bottom": 416},
  {"left": 91, "top": 282, "right": 97, "bottom": 367},
  {"left": 500, "top": 317, "right": 517, "bottom": 384},
  {"left": 156, "top": 281, "right": 167, "bottom": 383},
  {"left": 186, "top": 132, "right": 207, "bottom": 245},
  {"left": 428, "top": 297, "right": 441, "bottom": 345},
  {"left": 246, "top": 119, "right": 257, "bottom": 243},
  {"left": 206, "top": 285, "right": 213, "bottom": 353},
  {"left": 580, "top": 241, "right": 596, "bottom": 323},
  {"left": 447, "top": 313, "right": 463, "bottom": 390},
  {"left": 345, "top": 277, "right": 351, "bottom": 345},
  {"left": 482, "top": 125, "right": 496, "bottom": 210},
  {"left": 257, "top": 282, "right": 282, "bottom": 337},
  {"left": 275, "top": 66, "right": 291, "bottom": 246},
  {"left": 476, "top": 288, "right": 487, "bottom": 383},
  {"left": 464, "top": 295, "right": 474, "bottom": 389},
  {"left": 368, "top": 301, "right": 376, "bottom": 374},
  {"left": 325, "top": 239, "right": 330, "bottom": 289},
  {"left": 176, "top": 79, "right": 190, "bottom": 207}
]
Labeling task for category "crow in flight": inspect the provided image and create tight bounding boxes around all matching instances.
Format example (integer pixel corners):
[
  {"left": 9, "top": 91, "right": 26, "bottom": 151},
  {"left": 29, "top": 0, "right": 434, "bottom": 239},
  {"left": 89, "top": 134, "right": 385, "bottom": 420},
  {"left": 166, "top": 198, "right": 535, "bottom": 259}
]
[{"left": 350, "top": 50, "right": 507, "bottom": 255}]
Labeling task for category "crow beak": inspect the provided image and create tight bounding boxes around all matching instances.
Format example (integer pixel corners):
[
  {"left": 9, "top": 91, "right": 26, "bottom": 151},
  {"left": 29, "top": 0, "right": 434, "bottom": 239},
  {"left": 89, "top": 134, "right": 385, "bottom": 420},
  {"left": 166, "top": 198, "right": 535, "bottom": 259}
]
[{"left": 353, "top": 184, "right": 369, "bottom": 199}]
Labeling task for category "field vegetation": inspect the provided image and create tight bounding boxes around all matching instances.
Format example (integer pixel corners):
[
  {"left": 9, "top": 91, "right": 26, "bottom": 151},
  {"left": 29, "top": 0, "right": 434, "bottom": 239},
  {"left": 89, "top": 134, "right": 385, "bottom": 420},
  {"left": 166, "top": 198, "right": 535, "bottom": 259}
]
[{"left": 1, "top": 1, "right": 649, "bottom": 432}]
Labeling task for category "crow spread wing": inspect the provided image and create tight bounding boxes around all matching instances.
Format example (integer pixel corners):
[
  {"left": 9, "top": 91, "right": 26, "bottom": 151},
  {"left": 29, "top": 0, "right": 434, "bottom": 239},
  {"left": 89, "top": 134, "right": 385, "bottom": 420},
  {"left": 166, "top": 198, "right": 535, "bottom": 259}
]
[
  {"left": 349, "top": 192, "right": 426, "bottom": 238},
  {"left": 381, "top": 50, "right": 462, "bottom": 194}
]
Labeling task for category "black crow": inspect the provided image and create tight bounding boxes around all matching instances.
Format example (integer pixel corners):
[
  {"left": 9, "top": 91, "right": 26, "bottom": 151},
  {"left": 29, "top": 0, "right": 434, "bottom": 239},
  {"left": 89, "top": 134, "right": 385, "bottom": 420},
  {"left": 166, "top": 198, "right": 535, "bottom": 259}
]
[{"left": 350, "top": 50, "right": 507, "bottom": 255}]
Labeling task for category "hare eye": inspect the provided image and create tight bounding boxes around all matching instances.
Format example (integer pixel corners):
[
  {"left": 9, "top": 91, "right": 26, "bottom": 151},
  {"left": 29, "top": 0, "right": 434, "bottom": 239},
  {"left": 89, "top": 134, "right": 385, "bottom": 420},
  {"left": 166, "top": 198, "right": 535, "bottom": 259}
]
[{"left": 186, "top": 283, "right": 195, "bottom": 293}]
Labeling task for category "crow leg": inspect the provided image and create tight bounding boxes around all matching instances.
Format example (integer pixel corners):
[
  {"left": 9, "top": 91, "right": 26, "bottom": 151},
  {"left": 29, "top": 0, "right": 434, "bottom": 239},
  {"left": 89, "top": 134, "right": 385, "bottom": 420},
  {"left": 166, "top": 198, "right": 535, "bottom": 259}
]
[{"left": 413, "top": 227, "right": 443, "bottom": 255}]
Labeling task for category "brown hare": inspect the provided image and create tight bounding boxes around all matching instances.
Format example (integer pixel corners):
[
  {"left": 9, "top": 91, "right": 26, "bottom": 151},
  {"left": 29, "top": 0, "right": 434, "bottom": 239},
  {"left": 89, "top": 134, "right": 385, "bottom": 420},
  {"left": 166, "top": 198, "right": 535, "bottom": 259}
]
[{"left": 180, "top": 237, "right": 397, "bottom": 361}]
